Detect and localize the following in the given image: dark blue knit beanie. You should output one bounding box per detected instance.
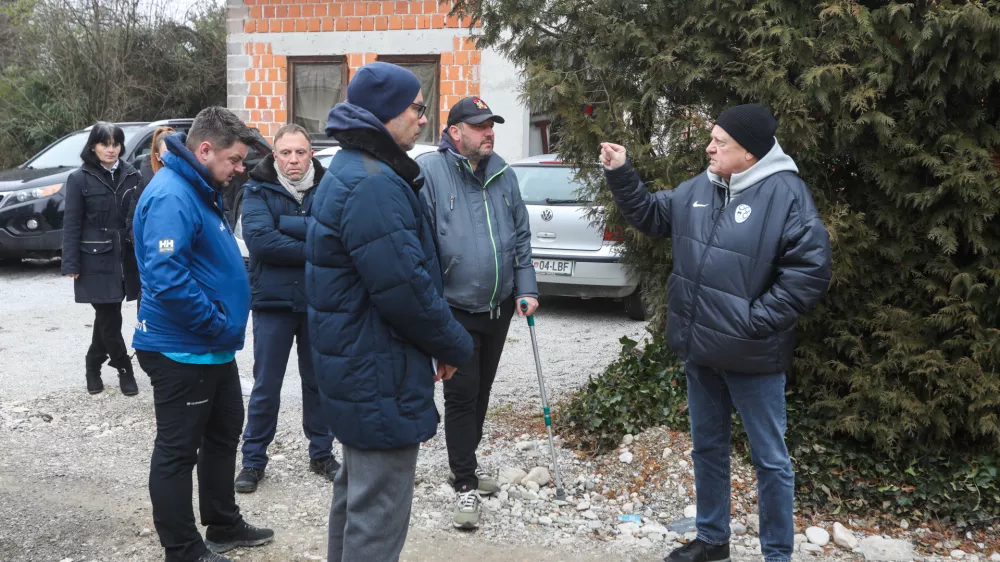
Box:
[347,62,423,123]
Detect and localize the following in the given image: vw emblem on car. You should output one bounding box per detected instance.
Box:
[541,209,553,221]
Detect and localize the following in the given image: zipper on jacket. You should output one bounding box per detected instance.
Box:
[464,161,509,312]
[684,187,726,359]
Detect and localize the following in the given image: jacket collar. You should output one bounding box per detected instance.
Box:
[249,154,326,196]
[326,101,423,188]
[706,139,799,197]
[162,133,225,209]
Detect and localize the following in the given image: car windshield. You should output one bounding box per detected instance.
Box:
[25,126,145,169]
[512,165,592,205]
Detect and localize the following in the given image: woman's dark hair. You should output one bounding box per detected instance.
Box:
[80,122,126,167]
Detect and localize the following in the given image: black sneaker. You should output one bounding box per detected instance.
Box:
[309,456,340,482]
[234,467,264,494]
[204,519,274,553]
[664,539,731,562]
[86,371,103,395]
[196,552,234,562]
[118,367,138,396]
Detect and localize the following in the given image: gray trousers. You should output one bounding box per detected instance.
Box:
[327,443,420,562]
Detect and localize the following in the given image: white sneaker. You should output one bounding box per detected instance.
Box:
[452,489,481,529]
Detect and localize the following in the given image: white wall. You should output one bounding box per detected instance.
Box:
[479,48,529,161]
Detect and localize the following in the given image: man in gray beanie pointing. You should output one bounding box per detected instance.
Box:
[600,104,832,562]
[306,62,473,562]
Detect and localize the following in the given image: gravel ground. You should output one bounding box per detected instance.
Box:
[0,259,647,404]
[1,259,988,562]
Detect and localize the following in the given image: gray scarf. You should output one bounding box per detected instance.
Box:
[275,160,315,204]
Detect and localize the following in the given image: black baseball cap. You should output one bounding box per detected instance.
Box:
[446,97,506,127]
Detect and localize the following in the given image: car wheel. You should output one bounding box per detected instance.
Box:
[624,285,650,321]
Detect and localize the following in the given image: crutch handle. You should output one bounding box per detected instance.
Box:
[519,299,535,326]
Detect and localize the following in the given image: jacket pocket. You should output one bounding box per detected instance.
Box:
[81,188,111,227]
[79,239,115,274]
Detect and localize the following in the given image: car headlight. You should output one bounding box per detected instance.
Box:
[3,183,63,207]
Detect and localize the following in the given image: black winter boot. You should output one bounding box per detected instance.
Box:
[118,364,138,396]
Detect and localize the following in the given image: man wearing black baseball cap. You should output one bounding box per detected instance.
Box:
[600,104,832,562]
[416,97,538,530]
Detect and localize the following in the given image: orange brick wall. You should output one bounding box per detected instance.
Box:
[242,0,477,33]
[241,36,481,140]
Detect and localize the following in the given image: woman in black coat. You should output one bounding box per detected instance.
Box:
[61,122,141,396]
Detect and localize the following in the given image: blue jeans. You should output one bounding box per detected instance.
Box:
[686,362,794,562]
[241,310,334,469]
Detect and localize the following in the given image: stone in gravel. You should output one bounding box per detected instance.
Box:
[139,528,152,537]
[271,454,286,462]
[989,553,1000,562]
[619,451,633,464]
[622,502,634,513]
[859,536,917,561]
[899,519,909,530]
[662,447,673,459]
[500,467,528,486]
[86,425,99,431]
[515,441,535,451]
[622,434,634,446]
[498,490,509,502]
[618,522,641,536]
[539,516,553,525]
[747,514,760,535]
[523,467,551,487]
[667,517,696,534]
[576,501,590,511]
[732,523,747,536]
[801,543,824,554]
[582,510,599,520]
[833,522,858,549]
[643,523,669,535]
[952,551,967,560]
[648,532,664,543]
[683,505,697,519]
[525,480,540,492]
[806,526,830,546]
[638,537,654,548]
[795,534,809,545]
[522,489,540,501]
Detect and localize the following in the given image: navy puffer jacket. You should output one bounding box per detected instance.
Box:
[306,102,473,450]
[604,141,832,374]
[242,154,324,312]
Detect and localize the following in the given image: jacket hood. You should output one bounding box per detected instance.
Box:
[325,101,392,139]
[707,139,798,197]
[161,133,223,205]
[249,153,326,192]
[326,102,423,188]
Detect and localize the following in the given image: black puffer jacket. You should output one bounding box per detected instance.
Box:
[61,158,142,304]
[242,155,324,312]
[604,142,832,374]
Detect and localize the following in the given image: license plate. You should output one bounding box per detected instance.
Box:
[532,258,574,275]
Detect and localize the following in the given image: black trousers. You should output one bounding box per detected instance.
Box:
[136,351,245,562]
[444,296,514,492]
[86,302,130,371]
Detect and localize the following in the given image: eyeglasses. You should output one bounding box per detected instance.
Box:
[410,102,427,119]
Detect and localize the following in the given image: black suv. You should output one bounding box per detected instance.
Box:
[0,119,271,261]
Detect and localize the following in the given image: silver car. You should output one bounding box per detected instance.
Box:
[511,154,646,320]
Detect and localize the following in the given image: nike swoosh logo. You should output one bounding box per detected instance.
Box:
[692,202,709,208]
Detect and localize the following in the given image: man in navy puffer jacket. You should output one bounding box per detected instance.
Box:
[601,105,831,562]
[132,107,273,562]
[234,124,340,495]
[306,62,473,562]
